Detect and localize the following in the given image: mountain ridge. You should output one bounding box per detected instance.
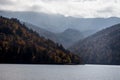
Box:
[70,23,120,65]
[0,10,120,36]
[24,23,84,48]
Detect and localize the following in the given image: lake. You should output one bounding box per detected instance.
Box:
[0,64,120,80]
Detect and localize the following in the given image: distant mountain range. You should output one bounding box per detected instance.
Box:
[0,10,120,37]
[70,23,120,65]
[25,23,84,48]
[0,10,120,48]
[0,16,80,64]
[1,10,120,65]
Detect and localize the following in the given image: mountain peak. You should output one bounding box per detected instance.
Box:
[63,28,80,33]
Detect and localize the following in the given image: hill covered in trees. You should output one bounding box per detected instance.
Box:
[70,23,120,65]
[0,16,81,64]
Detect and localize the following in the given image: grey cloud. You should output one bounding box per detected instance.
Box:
[0,0,13,5]
[0,0,119,18]
[97,7,114,13]
[27,5,43,11]
[43,0,59,1]
[82,0,96,1]
[54,0,96,1]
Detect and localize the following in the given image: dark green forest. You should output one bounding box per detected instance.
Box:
[0,16,81,64]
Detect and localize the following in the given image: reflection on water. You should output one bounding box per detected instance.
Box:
[0,64,120,80]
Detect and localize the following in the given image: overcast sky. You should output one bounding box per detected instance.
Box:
[0,0,120,18]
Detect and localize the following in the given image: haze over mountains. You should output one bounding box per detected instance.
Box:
[0,10,120,48]
[0,10,120,36]
[0,16,80,64]
[0,10,120,65]
[25,23,83,48]
[56,28,84,48]
[70,23,120,65]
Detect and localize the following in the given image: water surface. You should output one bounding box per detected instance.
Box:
[0,64,120,80]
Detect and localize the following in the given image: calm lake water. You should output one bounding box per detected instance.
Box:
[0,64,120,80]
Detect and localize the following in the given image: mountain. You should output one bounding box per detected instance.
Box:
[70,23,120,65]
[0,10,120,37]
[0,16,81,64]
[24,23,83,48]
[24,23,58,42]
[0,10,120,48]
[57,28,84,48]
[0,10,69,33]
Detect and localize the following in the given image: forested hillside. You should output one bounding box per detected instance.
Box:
[0,16,80,64]
[70,24,120,65]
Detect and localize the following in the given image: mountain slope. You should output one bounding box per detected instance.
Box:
[24,23,83,48]
[25,23,59,42]
[0,16,81,64]
[57,28,84,48]
[70,24,120,65]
